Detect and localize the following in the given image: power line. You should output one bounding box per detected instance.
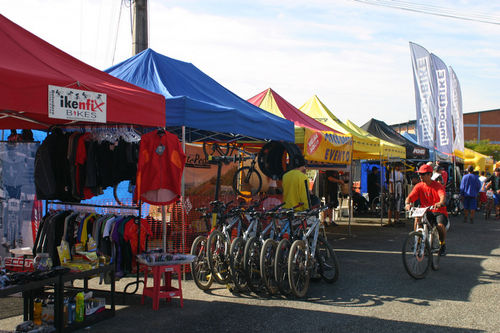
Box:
[351,0,500,26]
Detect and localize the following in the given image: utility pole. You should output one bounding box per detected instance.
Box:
[132,0,148,55]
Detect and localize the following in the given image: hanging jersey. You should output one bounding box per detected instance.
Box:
[136,130,186,205]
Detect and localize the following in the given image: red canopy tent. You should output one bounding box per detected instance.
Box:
[0,14,165,129]
[248,88,338,132]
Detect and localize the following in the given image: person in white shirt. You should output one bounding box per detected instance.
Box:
[478,170,488,209]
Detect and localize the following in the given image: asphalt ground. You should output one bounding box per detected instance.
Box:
[2,212,500,332]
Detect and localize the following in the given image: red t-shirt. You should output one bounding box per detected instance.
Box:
[407,180,447,216]
[442,170,448,187]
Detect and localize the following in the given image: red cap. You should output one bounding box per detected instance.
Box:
[418,164,433,174]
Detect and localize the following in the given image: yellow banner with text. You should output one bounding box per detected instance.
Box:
[304,128,352,165]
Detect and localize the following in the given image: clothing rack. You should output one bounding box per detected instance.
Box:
[45,200,145,295]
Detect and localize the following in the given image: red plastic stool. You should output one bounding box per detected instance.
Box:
[141,264,183,310]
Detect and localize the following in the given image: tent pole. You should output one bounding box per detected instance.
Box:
[348,161,352,237]
[162,206,166,251]
[181,126,186,280]
[380,155,383,226]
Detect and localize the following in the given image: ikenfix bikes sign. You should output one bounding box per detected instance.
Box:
[48,85,107,123]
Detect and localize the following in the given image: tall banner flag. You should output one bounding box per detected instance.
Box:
[430,54,453,155]
[409,42,436,149]
[449,66,464,153]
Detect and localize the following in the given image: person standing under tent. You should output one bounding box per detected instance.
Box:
[282,155,309,212]
[322,170,343,227]
[367,166,380,210]
[432,165,444,185]
[387,164,404,227]
[460,165,481,224]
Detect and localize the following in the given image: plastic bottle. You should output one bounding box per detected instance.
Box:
[75,292,85,322]
[69,302,76,324]
[33,298,42,326]
[63,299,69,327]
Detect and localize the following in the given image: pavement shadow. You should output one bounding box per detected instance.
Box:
[316,214,500,305]
[79,298,484,333]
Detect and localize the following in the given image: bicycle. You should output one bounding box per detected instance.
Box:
[227,201,263,292]
[402,206,441,279]
[190,200,230,290]
[231,148,263,198]
[287,206,340,297]
[449,192,463,216]
[207,201,250,285]
[484,190,495,220]
[273,205,308,295]
[202,142,262,198]
[202,142,234,158]
[241,202,286,293]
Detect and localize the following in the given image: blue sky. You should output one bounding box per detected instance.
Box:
[3,0,500,126]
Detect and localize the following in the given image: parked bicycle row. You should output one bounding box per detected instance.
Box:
[189,200,340,298]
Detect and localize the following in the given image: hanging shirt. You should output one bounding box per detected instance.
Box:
[136,130,186,205]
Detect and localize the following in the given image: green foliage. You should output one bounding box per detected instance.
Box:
[464,140,500,161]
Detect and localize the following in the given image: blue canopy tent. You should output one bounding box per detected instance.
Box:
[106,49,294,143]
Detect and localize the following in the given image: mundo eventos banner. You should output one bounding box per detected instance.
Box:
[450,67,464,153]
[430,54,453,155]
[409,42,436,150]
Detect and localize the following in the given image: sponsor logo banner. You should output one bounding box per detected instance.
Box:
[450,67,464,153]
[410,42,436,149]
[304,128,352,164]
[48,85,107,123]
[430,54,453,155]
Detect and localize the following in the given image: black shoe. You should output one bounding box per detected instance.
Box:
[331,222,339,227]
[439,244,447,256]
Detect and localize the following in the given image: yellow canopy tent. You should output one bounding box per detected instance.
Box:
[299,95,382,160]
[248,89,352,165]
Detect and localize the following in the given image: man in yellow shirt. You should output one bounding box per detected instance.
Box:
[282,155,309,211]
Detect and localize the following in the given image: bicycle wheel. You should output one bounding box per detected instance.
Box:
[190,236,214,291]
[203,142,233,158]
[288,240,310,298]
[232,166,262,197]
[371,196,380,212]
[243,236,262,293]
[260,239,279,295]
[316,236,340,284]
[402,231,431,279]
[207,230,231,284]
[274,238,291,295]
[229,237,247,291]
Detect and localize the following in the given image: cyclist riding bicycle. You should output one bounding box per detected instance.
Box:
[404,164,449,256]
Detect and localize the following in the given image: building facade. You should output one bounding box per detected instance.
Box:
[390,109,500,144]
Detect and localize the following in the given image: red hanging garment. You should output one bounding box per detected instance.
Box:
[136,130,186,205]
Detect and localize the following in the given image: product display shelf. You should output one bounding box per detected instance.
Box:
[0,265,115,333]
[57,265,115,333]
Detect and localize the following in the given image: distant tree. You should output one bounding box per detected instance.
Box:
[465,140,500,161]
